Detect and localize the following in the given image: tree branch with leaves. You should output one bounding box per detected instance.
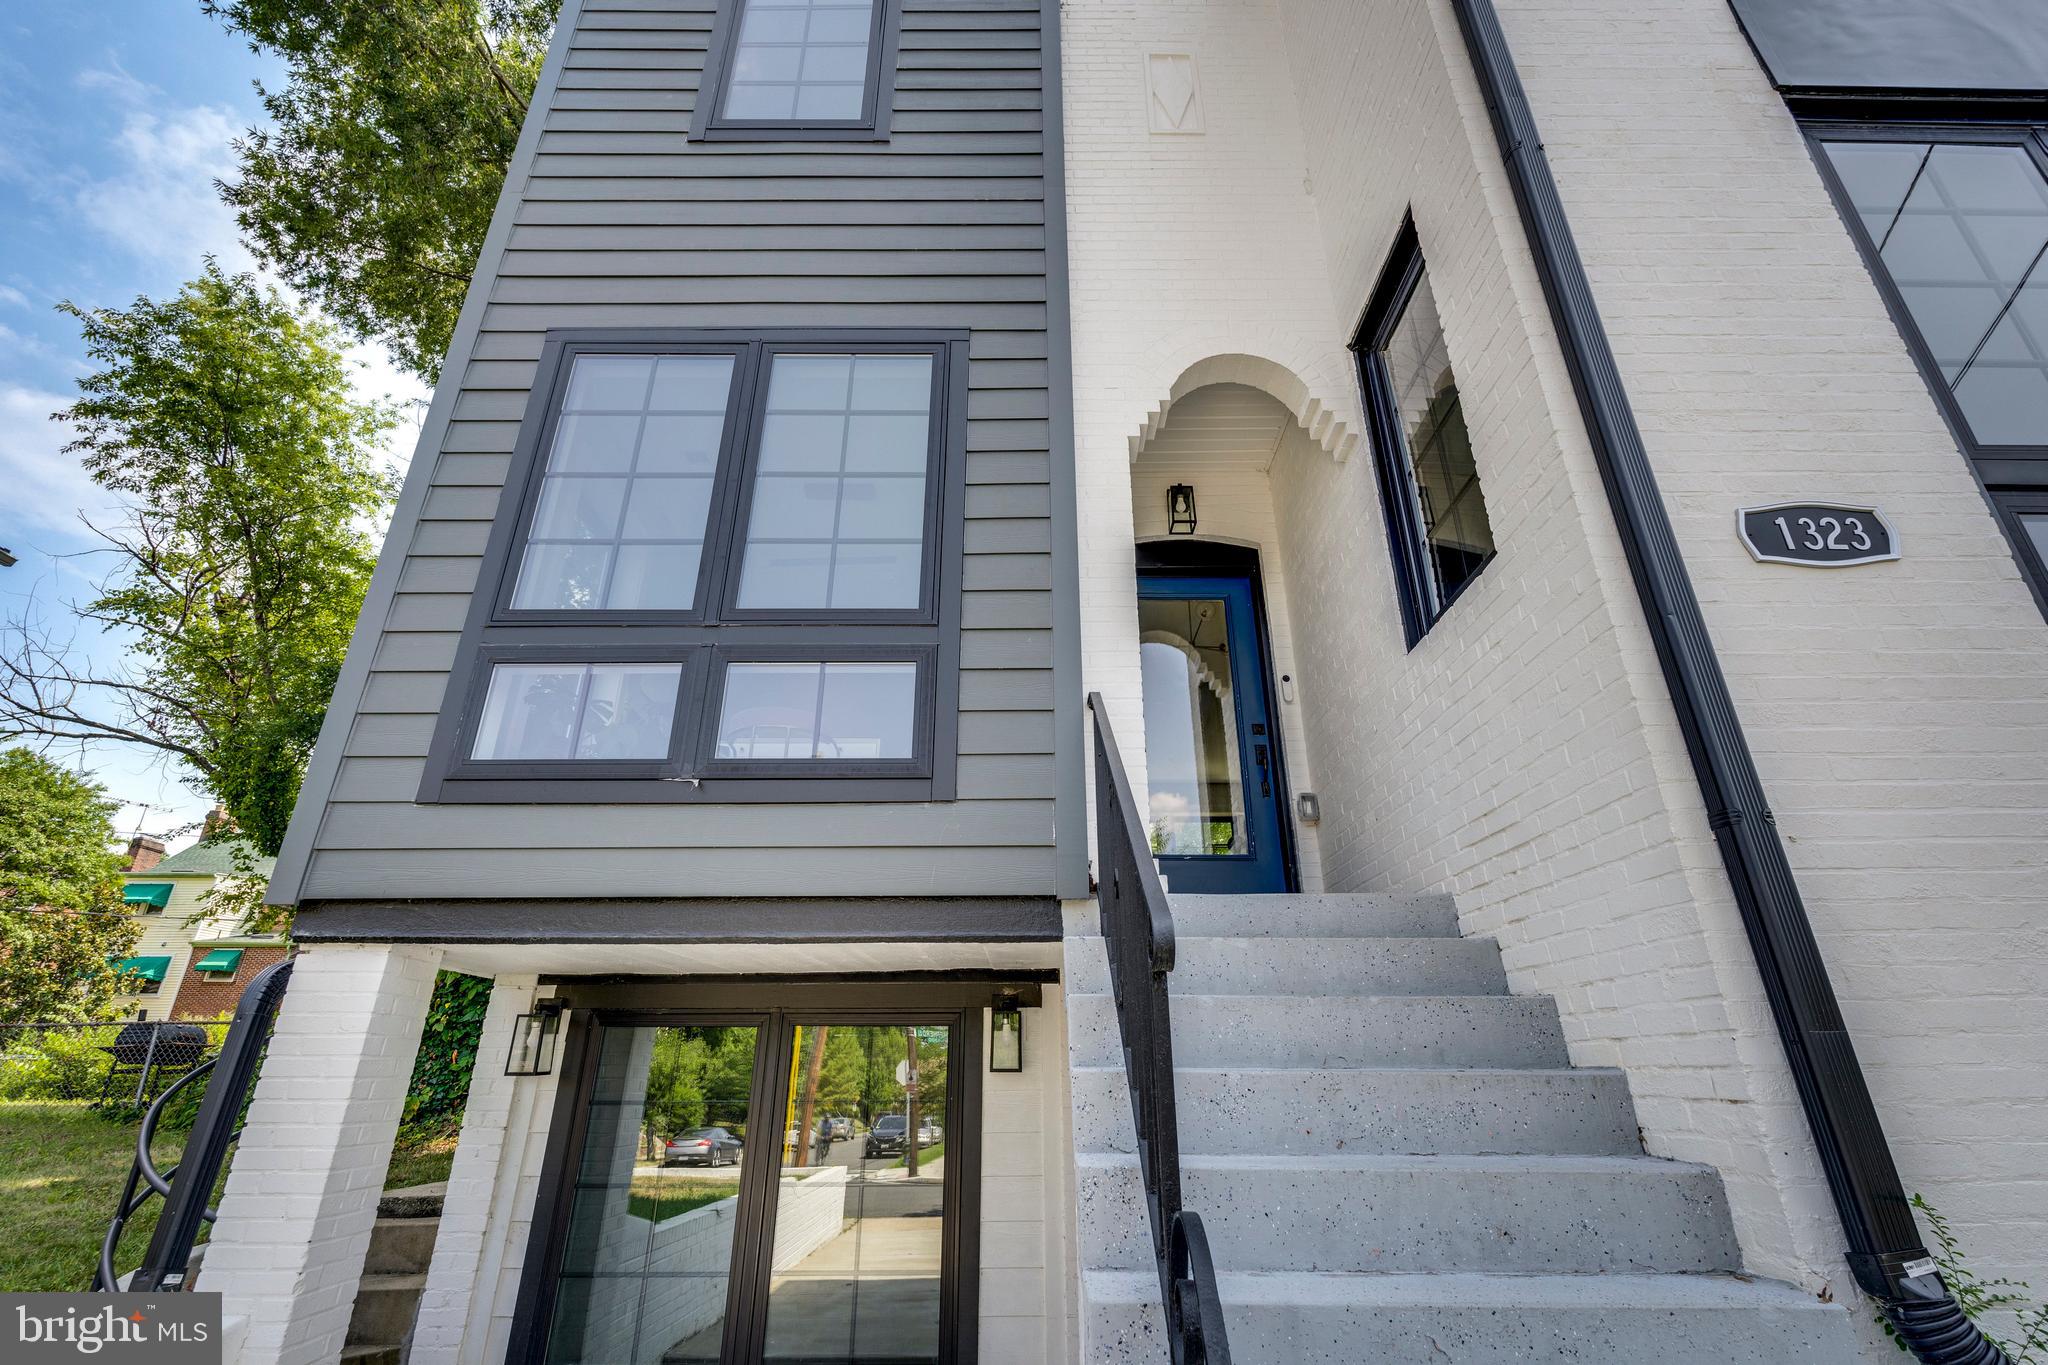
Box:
[0,264,399,860]
[203,0,557,380]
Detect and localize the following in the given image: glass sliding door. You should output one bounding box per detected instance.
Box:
[761,1024,950,1363]
[535,1009,970,1365]
[547,1023,766,1365]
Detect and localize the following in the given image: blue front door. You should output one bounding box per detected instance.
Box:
[1135,573,1291,894]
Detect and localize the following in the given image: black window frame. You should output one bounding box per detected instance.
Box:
[1802,113,2048,614]
[421,328,969,804]
[1350,214,1496,648]
[690,0,903,143]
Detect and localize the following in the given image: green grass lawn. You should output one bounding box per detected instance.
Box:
[625,1172,742,1221]
[0,1103,474,1292]
[384,1122,460,1190]
[894,1140,944,1169]
[0,1101,197,1292]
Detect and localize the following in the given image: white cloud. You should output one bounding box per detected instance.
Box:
[73,104,250,272]
[0,383,116,534]
[74,59,156,108]
[0,284,29,309]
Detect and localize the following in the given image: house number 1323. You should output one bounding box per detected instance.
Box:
[1737,502,1898,568]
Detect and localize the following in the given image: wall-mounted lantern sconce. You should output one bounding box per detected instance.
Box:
[506,999,564,1076]
[989,993,1024,1073]
[1167,484,1197,535]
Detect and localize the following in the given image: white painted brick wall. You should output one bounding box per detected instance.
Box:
[203,943,443,1365]
[1492,0,2048,1321]
[980,986,1078,1365]
[412,975,541,1365]
[1063,0,1895,1317]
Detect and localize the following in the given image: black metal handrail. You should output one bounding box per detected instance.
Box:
[1088,692,1231,1365]
[94,958,294,1292]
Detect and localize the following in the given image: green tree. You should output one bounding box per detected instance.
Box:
[0,264,399,863]
[645,1029,711,1140]
[204,0,556,379]
[0,749,141,1023]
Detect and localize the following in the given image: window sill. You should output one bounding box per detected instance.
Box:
[421,774,944,804]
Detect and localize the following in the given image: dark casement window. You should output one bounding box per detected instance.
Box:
[422,330,968,803]
[1807,121,2048,608]
[692,0,901,141]
[1352,217,1497,647]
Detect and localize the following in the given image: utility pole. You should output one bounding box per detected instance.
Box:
[792,1026,829,1168]
[903,1026,921,1179]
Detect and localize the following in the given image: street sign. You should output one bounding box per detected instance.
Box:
[1738,503,1898,567]
[895,1059,910,1085]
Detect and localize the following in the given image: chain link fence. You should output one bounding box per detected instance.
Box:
[0,1019,234,1110]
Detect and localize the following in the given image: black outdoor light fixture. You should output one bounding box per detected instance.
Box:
[506,998,564,1076]
[989,993,1023,1072]
[1167,484,1197,535]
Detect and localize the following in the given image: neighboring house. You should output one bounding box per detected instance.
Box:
[115,834,283,1022]
[191,1,2046,1363]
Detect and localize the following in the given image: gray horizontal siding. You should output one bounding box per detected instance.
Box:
[301,0,1060,901]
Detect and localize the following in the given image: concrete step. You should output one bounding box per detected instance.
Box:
[1072,1065,1639,1157]
[1083,1270,1859,1364]
[1165,892,1461,938]
[1078,1152,1740,1274]
[1064,936,1508,997]
[339,1348,400,1365]
[362,1216,439,1276]
[1067,992,1570,1070]
[376,1182,447,1220]
[346,1272,427,1349]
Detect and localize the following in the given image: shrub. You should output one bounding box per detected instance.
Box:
[1880,1195,2048,1362]
[0,1027,120,1101]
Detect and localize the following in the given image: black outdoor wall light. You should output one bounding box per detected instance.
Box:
[989,993,1024,1072]
[506,999,565,1076]
[1167,484,1197,535]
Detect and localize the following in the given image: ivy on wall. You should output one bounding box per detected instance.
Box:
[405,971,492,1127]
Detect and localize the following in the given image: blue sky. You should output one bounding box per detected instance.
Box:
[0,2,427,849]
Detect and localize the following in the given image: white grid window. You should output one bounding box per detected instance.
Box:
[735,353,933,609]
[722,0,877,123]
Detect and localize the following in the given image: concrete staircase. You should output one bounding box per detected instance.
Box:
[1065,892,1861,1362]
[341,1183,444,1365]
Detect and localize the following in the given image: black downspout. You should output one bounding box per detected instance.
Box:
[1444,2,2007,1361]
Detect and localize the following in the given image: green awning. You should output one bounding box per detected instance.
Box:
[192,949,243,974]
[112,955,171,983]
[123,883,174,909]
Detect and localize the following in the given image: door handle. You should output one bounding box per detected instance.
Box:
[1253,743,1270,797]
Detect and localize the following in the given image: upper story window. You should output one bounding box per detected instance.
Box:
[1808,122,2048,609]
[1352,216,1497,647]
[695,0,899,141]
[424,331,967,803]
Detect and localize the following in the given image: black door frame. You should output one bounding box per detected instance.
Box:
[508,978,1005,1365]
[1134,538,1302,893]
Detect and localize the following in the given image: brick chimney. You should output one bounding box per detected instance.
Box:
[201,804,236,840]
[125,835,167,872]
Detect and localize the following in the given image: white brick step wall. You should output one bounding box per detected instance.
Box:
[1066,991,1570,1069]
[1064,892,1857,1360]
[1071,1064,1641,1156]
[1076,1152,1740,1274]
[1064,935,1509,996]
[1164,892,1461,938]
[1082,1270,1858,1364]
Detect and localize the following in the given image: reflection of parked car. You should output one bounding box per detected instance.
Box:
[664,1127,742,1167]
[864,1113,910,1159]
[828,1115,852,1141]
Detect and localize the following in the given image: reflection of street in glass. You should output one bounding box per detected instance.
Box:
[543,1021,952,1365]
